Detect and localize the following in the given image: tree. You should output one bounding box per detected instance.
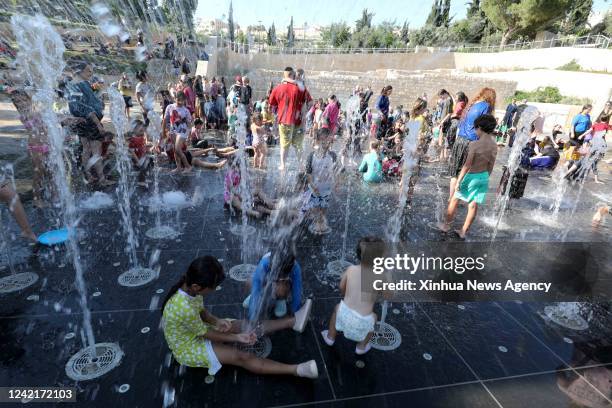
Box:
[320,22,352,47]
[266,23,277,45]
[590,11,612,37]
[441,0,451,27]
[555,0,593,35]
[228,0,235,45]
[287,16,295,47]
[426,0,442,26]
[466,0,482,18]
[400,20,410,44]
[355,8,374,32]
[482,0,572,46]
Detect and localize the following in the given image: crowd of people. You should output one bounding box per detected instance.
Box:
[1,57,610,381]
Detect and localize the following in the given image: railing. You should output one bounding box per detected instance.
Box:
[219,34,611,55]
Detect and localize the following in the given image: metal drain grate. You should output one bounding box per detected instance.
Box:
[236,336,272,358]
[145,226,179,240]
[544,305,589,331]
[0,272,39,294]
[117,267,157,287]
[229,264,257,282]
[369,322,402,351]
[65,343,123,381]
[229,224,256,237]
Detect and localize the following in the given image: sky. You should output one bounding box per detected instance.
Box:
[195,0,611,30]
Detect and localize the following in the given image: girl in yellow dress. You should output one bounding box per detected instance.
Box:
[161,256,317,378]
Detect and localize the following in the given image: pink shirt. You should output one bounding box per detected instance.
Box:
[322,102,339,134]
[183,86,196,114]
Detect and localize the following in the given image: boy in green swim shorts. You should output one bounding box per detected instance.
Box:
[438,114,498,239]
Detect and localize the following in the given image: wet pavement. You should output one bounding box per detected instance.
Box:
[0,143,610,408]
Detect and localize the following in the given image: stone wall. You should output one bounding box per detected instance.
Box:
[217,48,456,75]
[246,69,517,111]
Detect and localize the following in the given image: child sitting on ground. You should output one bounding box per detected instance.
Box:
[243,247,307,320]
[162,256,317,378]
[190,118,207,149]
[302,128,338,234]
[224,156,276,218]
[321,236,385,355]
[358,140,383,183]
[127,119,153,186]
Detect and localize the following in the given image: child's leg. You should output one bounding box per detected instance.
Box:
[0,184,36,241]
[439,197,460,232]
[90,140,107,182]
[231,196,261,218]
[212,343,297,376]
[458,202,478,238]
[326,303,340,341]
[192,158,226,170]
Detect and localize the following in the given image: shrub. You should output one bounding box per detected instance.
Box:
[508,86,591,105]
[557,59,582,71]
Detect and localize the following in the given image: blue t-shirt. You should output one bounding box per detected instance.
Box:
[375,95,390,116]
[458,100,490,141]
[571,113,591,133]
[358,151,383,182]
[247,253,302,321]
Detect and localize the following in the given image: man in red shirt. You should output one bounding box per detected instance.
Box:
[268,67,312,170]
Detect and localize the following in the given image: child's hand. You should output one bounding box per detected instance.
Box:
[235,332,257,345]
[215,318,232,332]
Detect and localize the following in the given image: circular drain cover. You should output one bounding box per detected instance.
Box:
[118,384,130,393]
[236,336,272,358]
[117,267,157,287]
[65,343,124,381]
[145,226,179,240]
[369,322,402,351]
[229,224,256,237]
[0,272,39,294]
[544,306,589,331]
[229,264,257,282]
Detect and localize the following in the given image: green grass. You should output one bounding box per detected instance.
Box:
[508,86,592,106]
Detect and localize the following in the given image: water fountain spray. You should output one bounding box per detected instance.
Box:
[11,14,123,380]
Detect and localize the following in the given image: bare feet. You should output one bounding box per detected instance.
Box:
[453,229,466,239]
[436,222,450,233]
[182,166,193,173]
[216,160,227,169]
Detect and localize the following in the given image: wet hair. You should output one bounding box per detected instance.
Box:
[370,140,380,150]
[582,104,592,111]
[356,236,384,262]
[456,91,468,104]
[597,113,610,123]
[438,89,449,97]
[464,87,496,118]
[284,66,293,73]
[410,98,427,118]
[473,114,497,134]
[252,112,263,122]
[194,118,203,126]
[136,70,147,82]
[316,127,331,140]
[161,256,225,314]
[176,91,186,101]
[269,249,296,280]
[329,94,336,101]
[381,85,393,95]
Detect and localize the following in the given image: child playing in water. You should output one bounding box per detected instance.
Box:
[250,113,267,169]
[0,175,37,242]
[592,204,610,227]
[243,248,307,320]
[162,255,318,378]
[7,88,50,208]
[224,156,276,218]
[162,91,192,173]
[127,119,153,186]
[303,128,338,234]
[321,236,385,355]
[358,140,383,183]
[437,114,498,239]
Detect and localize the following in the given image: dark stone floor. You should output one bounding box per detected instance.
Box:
[0,144,610,408]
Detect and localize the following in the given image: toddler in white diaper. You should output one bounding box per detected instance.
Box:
[321,236,385,355]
